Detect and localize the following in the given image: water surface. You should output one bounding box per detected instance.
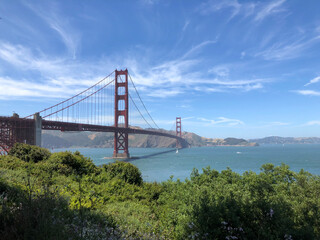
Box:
[53,144,320,182]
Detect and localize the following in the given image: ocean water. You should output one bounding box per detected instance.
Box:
[53,144,320,182]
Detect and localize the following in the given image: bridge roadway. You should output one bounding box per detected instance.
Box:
[0,116,188,153]
[42,119,186,142]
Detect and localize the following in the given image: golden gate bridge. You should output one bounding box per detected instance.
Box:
[0,69,188,158]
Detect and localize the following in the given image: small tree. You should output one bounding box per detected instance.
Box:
[9,143,51,163]
[103,161,143,185]
[48,151,97,176]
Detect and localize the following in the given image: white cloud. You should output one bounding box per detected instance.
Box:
[0,42,116,100]
[254,0,286,22]
[305,76,320,86]
[241,83,263,91]
[197,0,286,22]
[130,56,267,96]
[262,121,290,126]
[23,2,80,58]
[209,65,229,77]
[209,78,266,87]
[49,22,79,59]
[182,20,190,32]
[182,116,195,120]
[182,40,217,59]
[146,89,183,98]
[140,0,158,5]
[0,76,81,100]
[0,38,266,102]
[0,42,112,77]
[305,121,320,126]
[129,52,267,97]
[195,87,225,93]
[256,36,320,61]
[294,90,320,96]
[178,104,192,109]
[0,42,65,73]
[197,0,242,19]
[198,117,244,126]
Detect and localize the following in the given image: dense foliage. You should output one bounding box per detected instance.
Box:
[1,143,320,239]
[9,143,51,163]
[103,161,143,185]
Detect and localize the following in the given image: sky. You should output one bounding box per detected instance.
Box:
[1,0,320,139]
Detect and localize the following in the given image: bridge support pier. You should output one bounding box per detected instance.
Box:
[113,69,130,159]
[34,112,42,147]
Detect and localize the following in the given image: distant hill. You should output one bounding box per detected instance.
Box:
[42,129,258,149]
[248,136,320,144]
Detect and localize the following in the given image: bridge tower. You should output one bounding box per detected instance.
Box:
[176,117,181,148]
[113,69,130,159]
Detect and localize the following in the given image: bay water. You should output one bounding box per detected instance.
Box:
[53,144,320,182]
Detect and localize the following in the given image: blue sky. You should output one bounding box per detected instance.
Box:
[1,0,320,139]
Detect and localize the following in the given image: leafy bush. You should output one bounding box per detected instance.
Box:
[103,161,142,186]
[1,147,320,240]
[0,178,121,240]
[0,155,29,170]
[9,143,51,163]
[157,164,320,240]
[47,151,97,176]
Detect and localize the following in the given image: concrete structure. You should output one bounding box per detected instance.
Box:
[34,112,42,147]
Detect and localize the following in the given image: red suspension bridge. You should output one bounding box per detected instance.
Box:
[0,69,188,158]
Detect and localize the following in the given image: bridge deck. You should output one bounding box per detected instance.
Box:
[42,119,183,140]
[0,116,188,154]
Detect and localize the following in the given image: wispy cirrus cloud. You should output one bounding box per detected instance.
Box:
[198,117,244,126]
[182,40,218,59]
[0,38,267,101]
[197,0,286,22]
[182,116,195,121]
[305,76,320,86]
[0,76,82,100]
[305,121,320,126]
[130,57,267,97]
[294,90,320,96]
[0,42,65,73]
[197,0,242,19]
[0,41,114,99]
[139,0,159,5]
[256,35,320,61]
[261,121,290,127]
[129,43,268,98]
[0,42,113,81]
[23,1,80,59]
[146,89,183,98]
[49,22,79,59]
[182,20,190,32]
[254,0,286,22]
[209,65,229,77]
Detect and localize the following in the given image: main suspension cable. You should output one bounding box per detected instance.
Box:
[128,73,160,129]
[24,70,115,119]
[118,75,153,129]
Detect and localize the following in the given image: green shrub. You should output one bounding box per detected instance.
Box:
[0,177,120,240]
[9,143,51,163]
[0,155,29,170]
[103,161,142,186]
[157,164,320,240]
[47,151,97,176]
[2,146,320,240]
